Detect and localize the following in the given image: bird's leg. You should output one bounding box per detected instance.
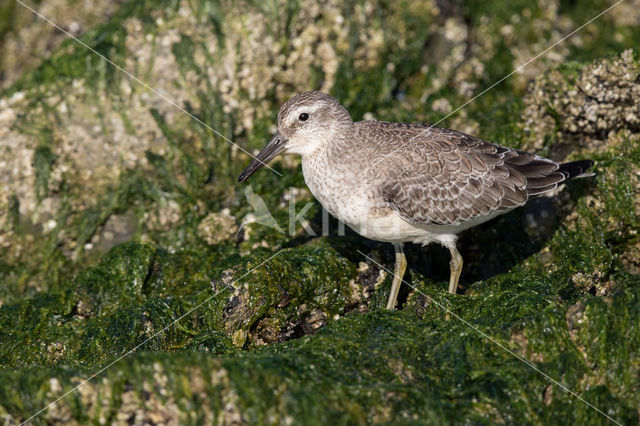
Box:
[386,243,407,309]
[448,245,463,294]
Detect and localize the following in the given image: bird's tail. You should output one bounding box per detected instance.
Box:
[558,160,595,180]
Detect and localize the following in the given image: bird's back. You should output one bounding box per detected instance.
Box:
[350,120,593,226]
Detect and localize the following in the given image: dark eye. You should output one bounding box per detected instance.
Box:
[298,113,309,121]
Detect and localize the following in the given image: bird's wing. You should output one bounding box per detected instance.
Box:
[377,126,566,226]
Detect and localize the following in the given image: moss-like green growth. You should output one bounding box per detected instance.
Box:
[2,297,639,423]
[1,0,640,423]
[0,237,371,370]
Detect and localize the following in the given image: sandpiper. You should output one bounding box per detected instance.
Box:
[238,91,593,309]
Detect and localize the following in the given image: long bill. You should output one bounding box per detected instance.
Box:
[238,131,287,183]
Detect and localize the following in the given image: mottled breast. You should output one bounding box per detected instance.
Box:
[300,144,377,228]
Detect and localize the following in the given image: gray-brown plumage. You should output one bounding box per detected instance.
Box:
[364,122,592,226]
[239,91,594,309]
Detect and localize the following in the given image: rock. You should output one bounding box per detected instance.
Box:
[0,0,121,90]
[522,49,640,158]
[1,0,640,423]
[197,208,238,245]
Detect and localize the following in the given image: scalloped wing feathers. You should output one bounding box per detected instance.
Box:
[357,122,592,226]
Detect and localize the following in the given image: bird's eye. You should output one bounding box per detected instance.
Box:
[298,113,309,121]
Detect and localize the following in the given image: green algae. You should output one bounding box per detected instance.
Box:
[1,0,640,423]
[0,237,363,370]
[2,301,639,424]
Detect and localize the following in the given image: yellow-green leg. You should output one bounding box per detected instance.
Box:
[448,245,463,294]
[386,243,407,309]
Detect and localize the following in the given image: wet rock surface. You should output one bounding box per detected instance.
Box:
[1,0,640,423]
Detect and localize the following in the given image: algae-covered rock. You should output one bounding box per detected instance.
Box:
[522,49,640,156]
[1,0,640,423]
[2,300,639,423]
[0,0,121,90]
[0,237,385,369]
[197,209,238,245]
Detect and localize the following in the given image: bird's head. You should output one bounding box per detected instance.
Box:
[238,91,352,182]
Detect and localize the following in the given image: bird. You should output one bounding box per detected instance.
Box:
[238,91,594,309]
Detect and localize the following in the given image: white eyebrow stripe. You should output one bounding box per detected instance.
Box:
[286,104,323,122]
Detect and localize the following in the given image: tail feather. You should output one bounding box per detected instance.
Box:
[558,160,595,180]
[523,159,594,199]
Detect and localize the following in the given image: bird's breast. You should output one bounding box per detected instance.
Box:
[301,153,375,228]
